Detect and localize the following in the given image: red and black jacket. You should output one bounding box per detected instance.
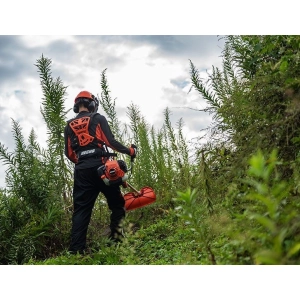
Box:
[64,111,131,169]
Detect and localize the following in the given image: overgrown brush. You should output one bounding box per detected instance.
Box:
[2,36,300,265]
[0,55,194,264]
[174,150,300,265]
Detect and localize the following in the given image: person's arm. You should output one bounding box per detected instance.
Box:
[95,114,135,156]
[64,125,78,163]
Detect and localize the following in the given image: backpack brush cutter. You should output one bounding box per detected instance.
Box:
[97,157,156,211]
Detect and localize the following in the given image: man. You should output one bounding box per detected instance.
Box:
[64,90,137,254]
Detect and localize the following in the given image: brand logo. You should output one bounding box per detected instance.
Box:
[80,149,96,156]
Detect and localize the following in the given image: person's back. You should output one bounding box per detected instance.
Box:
[64,90,137,253]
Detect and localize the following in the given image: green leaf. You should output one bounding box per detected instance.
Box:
[287,243,300,258]
[279,60,288,72]
[255,249,280,265]
[291,137,300,145]
[250,213,276,232]
[248,151,265,177]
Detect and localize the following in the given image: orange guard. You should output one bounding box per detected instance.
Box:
[124,186,156,211]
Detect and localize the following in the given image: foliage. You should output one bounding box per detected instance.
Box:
[243,150,300,264]
[99,69,124,143]
[0,56,72,264]
[35,55,73,202]
[174,188,216,264]
[190,36,300,188]
[2,36,300,265]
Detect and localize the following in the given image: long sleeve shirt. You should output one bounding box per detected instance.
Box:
[64,111,131,169]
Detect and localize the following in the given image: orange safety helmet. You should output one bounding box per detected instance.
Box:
[74,91,94,103]
[73,90,99,113]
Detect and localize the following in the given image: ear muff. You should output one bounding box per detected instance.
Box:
[93,95,99,113]
[73,103,79,113]
[74,98,98,113]
[73,91,99,114]
[89,94,99,113]
[88,101,95,112]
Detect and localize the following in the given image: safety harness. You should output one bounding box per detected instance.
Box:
[69,116,94,147]
[68,113,111,158]
[68,113,128,186]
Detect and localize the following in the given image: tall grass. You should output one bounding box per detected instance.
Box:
[0,56,196,264]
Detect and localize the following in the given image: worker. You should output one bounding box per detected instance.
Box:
[64,90,137,254]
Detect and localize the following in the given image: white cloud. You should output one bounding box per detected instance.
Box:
[0,35,224,188]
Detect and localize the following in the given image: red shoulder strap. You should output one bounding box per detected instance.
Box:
[69,116,94,147]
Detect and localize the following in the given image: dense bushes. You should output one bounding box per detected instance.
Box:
[0,55,194,264]
[1,36,300,265]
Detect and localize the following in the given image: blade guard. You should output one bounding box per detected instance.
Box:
[124,186,156,211]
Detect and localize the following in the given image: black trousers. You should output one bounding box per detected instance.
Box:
[69,165,125,253]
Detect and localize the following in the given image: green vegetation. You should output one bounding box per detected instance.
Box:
[1,35,300,265]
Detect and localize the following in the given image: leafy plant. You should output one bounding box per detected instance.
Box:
[174,188,216,264]
[242,149,300,264]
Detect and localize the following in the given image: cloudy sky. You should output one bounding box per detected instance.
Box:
[0,1,297,295]
[1,0,295,190]
[0,35,225,188]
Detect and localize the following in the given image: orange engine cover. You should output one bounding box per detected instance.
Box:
[124,186,156,211]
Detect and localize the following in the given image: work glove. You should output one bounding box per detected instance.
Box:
[129,144,137,159]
